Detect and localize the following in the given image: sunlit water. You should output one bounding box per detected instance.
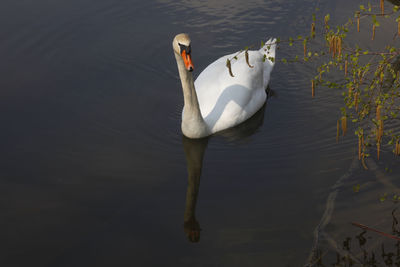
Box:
[1,0,400,266]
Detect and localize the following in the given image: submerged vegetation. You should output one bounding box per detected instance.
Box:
[227,0,400,167]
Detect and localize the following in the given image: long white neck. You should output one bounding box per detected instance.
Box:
[175,53,209,138]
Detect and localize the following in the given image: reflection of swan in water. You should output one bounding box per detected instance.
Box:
[182,101,268,242]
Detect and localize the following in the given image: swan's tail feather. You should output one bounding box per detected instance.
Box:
[259,38,277,66]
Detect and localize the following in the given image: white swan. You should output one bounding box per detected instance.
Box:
[173,33,276,139]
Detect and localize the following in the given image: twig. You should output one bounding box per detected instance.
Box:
[351,222,400,241]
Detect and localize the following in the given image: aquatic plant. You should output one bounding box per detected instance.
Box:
[228,0,400,167]
[305,1,400,167]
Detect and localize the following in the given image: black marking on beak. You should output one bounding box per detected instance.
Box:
[178,43,191,55]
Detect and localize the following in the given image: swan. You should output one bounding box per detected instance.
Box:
[172,33,276,139]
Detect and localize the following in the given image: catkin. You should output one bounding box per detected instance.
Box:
[348,87,353,95]
[311,23,316,38]
[361,153,368,169]
[312,80,315,98]
[380,0,384,15]
[245,50,253,68]
[372,24,376,40]
[226,59,234,77]
[355,92,359,111]
[345,60,348,76]
[324,15,329,29]
[336,120,340,143]
[398,20,400,36]
[376,105,382,121]
[332,37,337,57]
[341,116,347,136]
[376,119,383,142]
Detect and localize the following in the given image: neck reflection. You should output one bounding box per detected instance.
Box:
[182,102,267,243]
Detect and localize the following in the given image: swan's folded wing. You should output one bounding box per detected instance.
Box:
[194,51,265,119]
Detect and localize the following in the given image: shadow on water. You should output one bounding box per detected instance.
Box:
[182,101,268,243]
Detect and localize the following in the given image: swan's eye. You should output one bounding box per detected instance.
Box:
[179,43,191,55]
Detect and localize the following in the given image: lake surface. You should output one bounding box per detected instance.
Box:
[1,0,400,266]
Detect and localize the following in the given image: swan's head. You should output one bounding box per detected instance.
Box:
[173,33,194,72]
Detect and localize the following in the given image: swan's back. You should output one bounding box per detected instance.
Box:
[194,38,276,133]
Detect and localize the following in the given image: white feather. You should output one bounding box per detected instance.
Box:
[193,38,276,133]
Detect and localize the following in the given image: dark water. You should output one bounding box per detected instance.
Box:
[1,0,400,266]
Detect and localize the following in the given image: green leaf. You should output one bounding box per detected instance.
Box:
[380,193,388,202]
[353,184,360,193]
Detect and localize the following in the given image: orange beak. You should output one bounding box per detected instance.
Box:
[181,50,194,72]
